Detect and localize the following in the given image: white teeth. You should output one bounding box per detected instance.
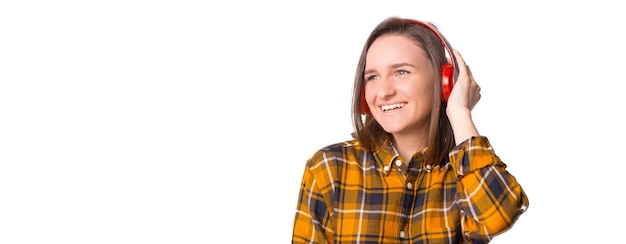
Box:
[381,103,406,112]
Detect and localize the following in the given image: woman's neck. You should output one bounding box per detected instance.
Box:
[392,131,428,162]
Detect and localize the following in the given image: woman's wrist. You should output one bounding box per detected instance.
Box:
[446,106,480,145]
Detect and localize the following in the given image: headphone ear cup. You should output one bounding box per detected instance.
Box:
[360,89,371,115]
[440,64,454,102]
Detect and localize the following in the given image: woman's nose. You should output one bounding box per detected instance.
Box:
[376,76,396,98]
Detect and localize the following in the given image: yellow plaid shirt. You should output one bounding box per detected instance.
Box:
[292,136,529,243]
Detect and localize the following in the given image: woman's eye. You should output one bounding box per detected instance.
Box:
[365,75,378,81]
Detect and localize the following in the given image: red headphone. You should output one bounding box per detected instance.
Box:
[361,19,458,115]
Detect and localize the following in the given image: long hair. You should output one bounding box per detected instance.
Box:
[350,17,455,166]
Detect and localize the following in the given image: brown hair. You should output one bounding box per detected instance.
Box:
[350,17,455,166]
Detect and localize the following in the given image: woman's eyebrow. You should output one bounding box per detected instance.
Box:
[390,62,416,69]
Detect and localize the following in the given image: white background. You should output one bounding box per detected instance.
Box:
[1,0,624,243]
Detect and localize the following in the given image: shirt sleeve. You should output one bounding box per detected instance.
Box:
[448,136,529,242]
[291,157,334,244]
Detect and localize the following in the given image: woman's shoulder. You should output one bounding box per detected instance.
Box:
[317,138,363,153]
[305,138,368,173]
[306,138,364,162]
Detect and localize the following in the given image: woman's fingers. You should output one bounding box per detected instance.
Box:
[448,49,481,110]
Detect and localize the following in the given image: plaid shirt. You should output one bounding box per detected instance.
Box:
[292,136,529,244]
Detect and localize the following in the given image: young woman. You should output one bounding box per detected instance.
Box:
[292,16,529,243]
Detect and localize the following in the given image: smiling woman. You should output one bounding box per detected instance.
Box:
[4,1,626,243]
[291,17,529,243]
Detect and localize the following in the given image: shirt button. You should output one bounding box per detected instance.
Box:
[383,165,390,172]
[407,182,413,190]
[399,230,405,238]
[425,164,432,171]
[395,160,402,167]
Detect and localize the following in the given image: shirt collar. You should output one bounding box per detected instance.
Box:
[373,138,430,175]
[373,138,400,175]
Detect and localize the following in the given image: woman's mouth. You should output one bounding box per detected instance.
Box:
[381,102,406,112]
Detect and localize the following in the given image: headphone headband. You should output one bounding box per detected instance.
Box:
[407,19,459,83]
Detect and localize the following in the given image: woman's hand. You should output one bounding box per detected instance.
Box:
[446,49,481,145]
[447,49,481,113]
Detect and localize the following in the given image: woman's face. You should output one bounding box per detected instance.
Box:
[364,34,435,136]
